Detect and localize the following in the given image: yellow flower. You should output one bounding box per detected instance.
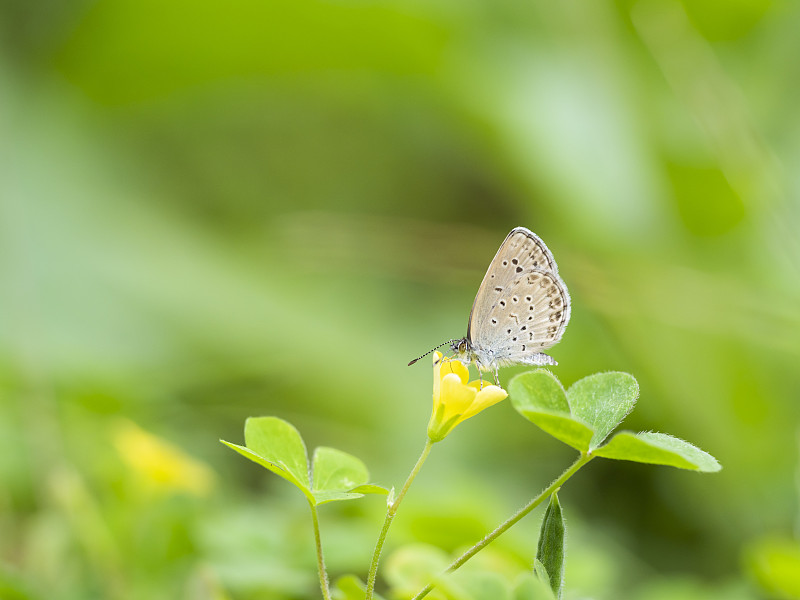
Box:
[113,419,215,497]
[427,352,508,442]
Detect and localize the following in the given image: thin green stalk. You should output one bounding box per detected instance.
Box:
[365,438,434,599]
[309,501,332,600]
[411,452,594,600]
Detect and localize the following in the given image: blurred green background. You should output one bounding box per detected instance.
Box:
[2,0,799,598]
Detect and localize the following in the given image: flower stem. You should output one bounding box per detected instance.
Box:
[365,438,434,599]
[411,452,594,600]
[308,500,332,600]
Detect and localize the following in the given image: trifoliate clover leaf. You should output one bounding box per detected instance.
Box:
[222,416,387,505]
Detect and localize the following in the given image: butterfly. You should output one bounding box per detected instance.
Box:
[409,227,571,383]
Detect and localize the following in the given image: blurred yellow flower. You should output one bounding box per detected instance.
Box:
[427,352,508,442]
[113,419,215,496]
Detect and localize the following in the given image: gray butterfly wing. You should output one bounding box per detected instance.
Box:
[467,228,570,366]
[496,227,561,274]
[472,269,570,362]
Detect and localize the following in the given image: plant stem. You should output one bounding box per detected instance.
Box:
[365,438,434,599]
[309,500,332,600]
[411,452,594,600]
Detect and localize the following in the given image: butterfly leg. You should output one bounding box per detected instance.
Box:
[435,350,458,368]
[493,366,500,386]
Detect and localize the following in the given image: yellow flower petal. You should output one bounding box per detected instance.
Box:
[439,357,469,385]
[113,419,215,496]
[460,384,508,420]
[438,373,478,422]
[429,349,509,442]
[433,351,444,400]
[466,380,492,392]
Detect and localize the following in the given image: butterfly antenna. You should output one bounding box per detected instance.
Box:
[408,341,453,366]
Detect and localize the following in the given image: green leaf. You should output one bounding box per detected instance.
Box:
[510,371,594,452]
[593,431,721,472]
[566,372,639,450]
[333,575,385,600]
[536,493,566,600]
[514,409,594,452]
[510,370,639,452]
[245,416,311,488]
[310,490,367,505]
[312,446,369,492]
[223,417,387,505]
[310,447,387,504]
[351,484,390,495]
[532,559,551,592]
[220,440,312,499]
[509,370,569,413]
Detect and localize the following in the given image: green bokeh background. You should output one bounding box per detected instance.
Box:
[2,0,799,598]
